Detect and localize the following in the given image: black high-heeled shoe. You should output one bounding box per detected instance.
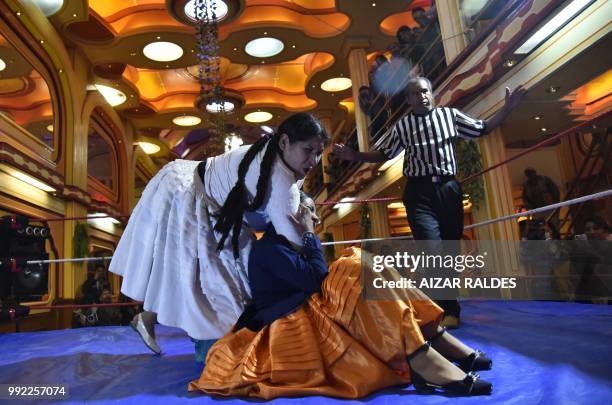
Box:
[429,327,492,372]
[411,369,493,396]
[406,343,493,396]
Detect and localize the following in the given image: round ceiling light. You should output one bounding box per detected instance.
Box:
[172,115,202,126]
[184,0,228,22]
[46,124,54,132]
[206,100,235,113]
[138,141,161,155]
[244,111,273,123]
[94,84,127,107]
[32,0,64,16]
[321,77,352,92]
[0,58,6,71]
[245,37,284,58]
[143,41,184,62]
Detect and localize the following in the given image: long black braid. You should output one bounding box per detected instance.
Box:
[214,113,329,258]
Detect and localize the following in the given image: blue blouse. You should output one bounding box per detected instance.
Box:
[234,224,328,331]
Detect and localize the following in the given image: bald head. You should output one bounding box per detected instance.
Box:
[407,77,434,114]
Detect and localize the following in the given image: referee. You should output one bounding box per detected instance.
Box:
[333,76,526,328]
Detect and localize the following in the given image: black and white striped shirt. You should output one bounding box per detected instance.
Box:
[376,107,486,176]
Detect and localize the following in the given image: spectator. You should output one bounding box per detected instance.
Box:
[522,168,561,209]
[396,25,424,68]
[522,168,561,229]
[412,6,437,29]
[81,265,108,304]
[571,216,612,304]
[584,216,612,241]
[358,85,389,139]
[411,5,444,79]
[97,287,122,326]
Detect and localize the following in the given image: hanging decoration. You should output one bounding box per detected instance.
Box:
[73,222,89,259]
[195,0,225,154]
[456,141,485,209]
[359,203,372,240]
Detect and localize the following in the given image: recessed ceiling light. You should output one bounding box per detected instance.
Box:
[541,128,547,132]
[245,37,284,58]
[503,59,516,67]
[32,0,64,16]
[515,0,591,55]
[206,100,235,113]
[184,0,228,22]
[0,58,5,71]
[244,111,273,123]
[533,115,541,120]
[546,86,560,93]
[372,2,376,6]
[172,115,202,126]
[138,141,161,154]
[95,84,127,107]
[143,41,184,62]
[321,77,352,92]
[46,124,54,132]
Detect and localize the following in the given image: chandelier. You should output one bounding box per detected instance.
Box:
[195,0,225,153]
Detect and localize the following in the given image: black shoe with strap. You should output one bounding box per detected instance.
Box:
[406,343,492,396]
[429,327,493,372]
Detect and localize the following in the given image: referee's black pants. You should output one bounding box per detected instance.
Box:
[402,177,463,318]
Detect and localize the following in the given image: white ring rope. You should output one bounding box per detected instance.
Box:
[23,189,611,262]
[321,188,612,246]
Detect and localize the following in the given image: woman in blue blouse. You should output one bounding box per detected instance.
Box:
[190,194,492,398]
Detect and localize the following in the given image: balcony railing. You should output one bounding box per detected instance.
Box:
[326,129,361,196]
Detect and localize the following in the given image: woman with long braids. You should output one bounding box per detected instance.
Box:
[189,193,492,398]
[109,113,329,354]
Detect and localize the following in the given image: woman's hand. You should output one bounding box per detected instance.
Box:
[332,143,358,161]
[289,203,319,235]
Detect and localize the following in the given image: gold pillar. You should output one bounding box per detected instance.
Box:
[475,129,521,297]
[60,50,91,300]
[436,0,467,63]
[370,201,391,238]
[346,45,371,152]
[62,125,89,300]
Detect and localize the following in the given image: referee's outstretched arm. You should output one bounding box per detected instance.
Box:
[332,145,386,163]
[482,86,528,135]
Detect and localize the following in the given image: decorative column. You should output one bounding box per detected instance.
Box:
[345,39,371,152]
[436,0,468,63]
[476,128,521,297]
[370,202,391,238]
[61,121,89,300]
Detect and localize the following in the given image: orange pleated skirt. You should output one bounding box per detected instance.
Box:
[188,247,443,399]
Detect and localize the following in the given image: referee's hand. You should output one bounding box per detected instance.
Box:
[504,85,527,111]
[332,143,358,161]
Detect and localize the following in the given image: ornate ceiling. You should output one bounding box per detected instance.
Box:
[41,0,429,159]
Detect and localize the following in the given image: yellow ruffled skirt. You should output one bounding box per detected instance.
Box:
[189,247,443,399]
